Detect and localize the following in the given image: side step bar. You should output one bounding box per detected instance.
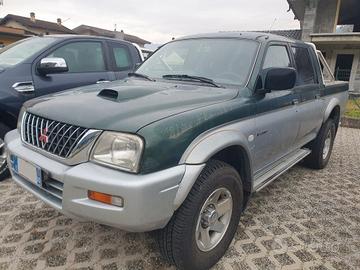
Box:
[253,148,311,192]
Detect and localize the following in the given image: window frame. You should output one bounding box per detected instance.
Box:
[35,39,110,75]
[261,42,293,71]
[290,44,319,86]
[107,41,134,72]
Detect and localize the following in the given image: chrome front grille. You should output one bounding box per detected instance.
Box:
[22,112,89,158]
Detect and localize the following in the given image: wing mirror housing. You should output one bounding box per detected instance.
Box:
[37,57,68,75]
[256,67,297,94]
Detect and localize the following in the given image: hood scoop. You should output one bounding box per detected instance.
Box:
[98,89,119,100]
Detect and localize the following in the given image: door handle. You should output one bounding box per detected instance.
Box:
[96,79,110,84]
[292,99,299,105]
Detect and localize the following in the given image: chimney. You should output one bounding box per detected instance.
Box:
[30,12,35,22]
[114,29,125,40]
[57,18,62,25]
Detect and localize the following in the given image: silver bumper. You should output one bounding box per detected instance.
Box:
[5,130,203,232]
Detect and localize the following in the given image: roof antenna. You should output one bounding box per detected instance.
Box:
[269,18,277,32]
[114,23,117,31]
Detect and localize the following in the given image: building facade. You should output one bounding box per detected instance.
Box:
[288,0,360,92]
[0,26,34,47]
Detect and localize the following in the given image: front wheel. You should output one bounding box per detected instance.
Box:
[0,138,9,181]
[304,119,336,169]
[156,160,244,270]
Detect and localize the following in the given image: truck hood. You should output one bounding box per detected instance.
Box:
[25,78,238,133]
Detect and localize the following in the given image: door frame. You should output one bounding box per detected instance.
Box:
[330,49,359,91]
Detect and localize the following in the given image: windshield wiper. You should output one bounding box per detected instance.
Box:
[162,74,222,88]
[128,72,155,81]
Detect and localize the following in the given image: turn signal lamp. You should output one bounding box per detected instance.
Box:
[88,191,124,207]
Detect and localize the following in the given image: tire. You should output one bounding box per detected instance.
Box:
[303,119,336,170]
[0,123,11,181]
[0,137,9,181]
[156,160,244,270]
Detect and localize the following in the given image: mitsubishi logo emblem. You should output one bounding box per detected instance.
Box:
[39,127,49,146]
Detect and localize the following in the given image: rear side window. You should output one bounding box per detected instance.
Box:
[113,47,131,69]
[292,46,316,85]
[109,43,132,70]
[48,41,106,73]
[263,45,291,69]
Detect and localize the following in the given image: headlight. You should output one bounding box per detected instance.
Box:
[17,106,26,132]
[91,132,144,173]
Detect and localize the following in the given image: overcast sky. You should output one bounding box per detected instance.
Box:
[0,0,300,44]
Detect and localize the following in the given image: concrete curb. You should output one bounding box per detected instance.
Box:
[341,117,360,129]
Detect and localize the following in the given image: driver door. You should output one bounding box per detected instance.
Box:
[253,43,300,174]
[32,40,115,97]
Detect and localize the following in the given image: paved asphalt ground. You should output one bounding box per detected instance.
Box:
[0,127,359,270]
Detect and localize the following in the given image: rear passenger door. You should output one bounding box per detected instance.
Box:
[107,41,138,80]
[290,45,324,145]
[33,40,116,97]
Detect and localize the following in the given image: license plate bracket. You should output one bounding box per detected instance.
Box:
[10,155,42,187]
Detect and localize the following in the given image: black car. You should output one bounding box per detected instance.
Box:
[0,35,143,180]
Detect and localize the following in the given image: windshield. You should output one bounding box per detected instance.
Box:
[0,37,57,67]
[137,38,259,86]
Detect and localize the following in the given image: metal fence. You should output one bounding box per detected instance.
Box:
[335,68,351,82]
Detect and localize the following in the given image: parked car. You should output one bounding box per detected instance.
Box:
[0,35,143,180]
[5,32,348,270]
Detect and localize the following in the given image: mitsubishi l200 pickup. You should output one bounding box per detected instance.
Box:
[5,32,348,270]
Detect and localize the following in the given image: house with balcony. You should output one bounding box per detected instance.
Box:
[288,0,360,92]
[0,26,34,47]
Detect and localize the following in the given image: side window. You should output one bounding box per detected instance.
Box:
[292,46,316,85]
[110,44,132,70]
[263,45,291,69]
[48,42,106,73]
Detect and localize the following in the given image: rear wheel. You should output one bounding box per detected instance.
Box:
[156,160,244,270]
[304,119,336,169]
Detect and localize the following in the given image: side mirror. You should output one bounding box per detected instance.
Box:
[37,57,68,75]
[263,67,297,91]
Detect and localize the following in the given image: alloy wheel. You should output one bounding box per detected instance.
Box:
[195,187,233,252]
[322,130,332,160]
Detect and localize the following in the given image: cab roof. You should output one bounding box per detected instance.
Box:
[30,34,134,45]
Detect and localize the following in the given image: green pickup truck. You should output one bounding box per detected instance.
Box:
[5,32,348,269]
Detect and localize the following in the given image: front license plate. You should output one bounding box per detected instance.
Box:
[10,155,42,187]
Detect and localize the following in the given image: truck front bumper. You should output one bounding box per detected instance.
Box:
[5,130,196,232]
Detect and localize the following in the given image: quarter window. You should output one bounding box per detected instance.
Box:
[111,45,131,70]
[292,46,316,85]
[263,45,291,69]
[48,42,106,73]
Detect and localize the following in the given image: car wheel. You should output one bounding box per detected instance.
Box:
[0,137,9,181]
[304,119,336,170]
[156,160,244,270]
